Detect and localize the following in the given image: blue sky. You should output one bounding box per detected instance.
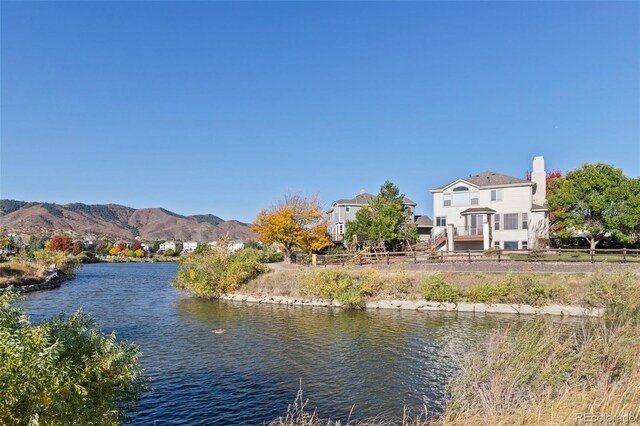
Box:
[2,1,638,223]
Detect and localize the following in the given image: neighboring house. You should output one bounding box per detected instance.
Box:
[326,190,421,243]
[414,215,433,242]
[207,241,244,253]
[182,241,199,253]
[431,156,548,251]
[159,241,177,252]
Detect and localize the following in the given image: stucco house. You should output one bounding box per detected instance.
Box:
[326,190,430,243]
[182,241,199,253]
[159,241,177,252]
[431,156,548,251]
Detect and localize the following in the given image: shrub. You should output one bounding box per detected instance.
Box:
[465,280,512,303]
[0,293,146,424]
[173,247,268,297]
[483,247,502,256]
[585,270,638,308]
[299,270,369,308]
[164,249,175,257]
[32,249,80,277]
[420,274,461,303]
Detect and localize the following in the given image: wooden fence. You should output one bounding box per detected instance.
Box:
[311,248,640,266]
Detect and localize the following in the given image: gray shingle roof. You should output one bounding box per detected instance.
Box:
[414,215,433,227]
[435,171,531,190]
[460,207,497,215]
[333,192,416,206]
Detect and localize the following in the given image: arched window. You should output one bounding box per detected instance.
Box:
[445,186,479,206]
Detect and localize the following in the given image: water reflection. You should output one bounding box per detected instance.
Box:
[20,263,578,425]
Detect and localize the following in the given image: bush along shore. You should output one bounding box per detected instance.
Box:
[212,267,640,318]
[173,246,640,317]
[0,249,81,293]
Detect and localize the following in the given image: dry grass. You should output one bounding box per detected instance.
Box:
[0,261,48,288]
[242,268,636,307]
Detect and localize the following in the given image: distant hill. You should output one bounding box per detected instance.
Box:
[0,200,254,242]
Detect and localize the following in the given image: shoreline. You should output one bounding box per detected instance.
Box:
[218,293,605,317]
[0,268,70,293]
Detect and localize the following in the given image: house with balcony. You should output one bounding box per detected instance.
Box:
[326,190,431,243]
[430,156,548,251]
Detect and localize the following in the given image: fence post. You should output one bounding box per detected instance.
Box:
[591,250,594,264]
[386,253,390,265]
[623,248,627,263]
[440,251,444,263]
[468,250,471,263]
[498,251,501,263]
[558,248,561,261]
[528,250,531,262]
[414,251,417,264]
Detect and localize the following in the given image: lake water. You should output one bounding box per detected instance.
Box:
[21,262,536,425]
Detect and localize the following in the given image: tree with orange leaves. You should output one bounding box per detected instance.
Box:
[250,194,332,263]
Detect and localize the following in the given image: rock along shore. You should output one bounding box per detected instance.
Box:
[218,293,604,317]
[0,269,68,294]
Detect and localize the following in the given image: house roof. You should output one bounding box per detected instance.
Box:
[532,203,548,211]
[460,207,497,215]
[333,192,416,206]
[434,171,531,191]
[414,215,433,227]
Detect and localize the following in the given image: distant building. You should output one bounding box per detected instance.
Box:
[326,190,422,243]
[182,241,199,253]
[159,241,176,252]
[207,241,245,253]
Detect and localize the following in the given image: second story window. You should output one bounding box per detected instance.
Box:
[436,216,447,227]
[521,213,528,229]
[494,214,500,230]
[445,186,480,207]
[345,206,351,213]
[491,189,503,201]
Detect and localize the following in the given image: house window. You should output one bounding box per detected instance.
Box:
[491,189,503,201]
[345,206,351,213]
[504,213,518,230]
[522,241,528,250]
[436,216,447,227]
[338,224,344,234]
[504,241,518,250]
[446,187,480,206]
[521,213,528,230]
[494,241,500,248]
[494,214,500,231]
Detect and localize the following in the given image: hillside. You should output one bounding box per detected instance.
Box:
[0,200,253,242]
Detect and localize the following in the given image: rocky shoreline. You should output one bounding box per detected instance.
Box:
[0,269,69,294]
[219,293,605,317]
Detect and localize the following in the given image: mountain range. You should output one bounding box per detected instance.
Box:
[0,200,253,242]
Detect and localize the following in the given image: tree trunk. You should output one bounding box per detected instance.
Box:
[588,238,599,255]
[283,246,292,264]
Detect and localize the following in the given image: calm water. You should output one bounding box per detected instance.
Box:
[21,263,538,424]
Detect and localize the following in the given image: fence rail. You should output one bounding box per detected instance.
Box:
[312,248,640,266]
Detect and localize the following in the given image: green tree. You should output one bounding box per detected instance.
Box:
[0,293,146,424]
[345,181,417,247]
[611,177,640,246]
[547,163,627,251]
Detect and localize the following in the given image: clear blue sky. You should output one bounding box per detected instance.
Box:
[2,1,638,223]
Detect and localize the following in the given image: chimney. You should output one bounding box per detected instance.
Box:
[531,156,546,206]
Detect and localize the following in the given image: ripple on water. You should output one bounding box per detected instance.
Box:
[20,263,569,425]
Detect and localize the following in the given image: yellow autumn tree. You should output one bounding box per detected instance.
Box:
[251,194,333,263]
